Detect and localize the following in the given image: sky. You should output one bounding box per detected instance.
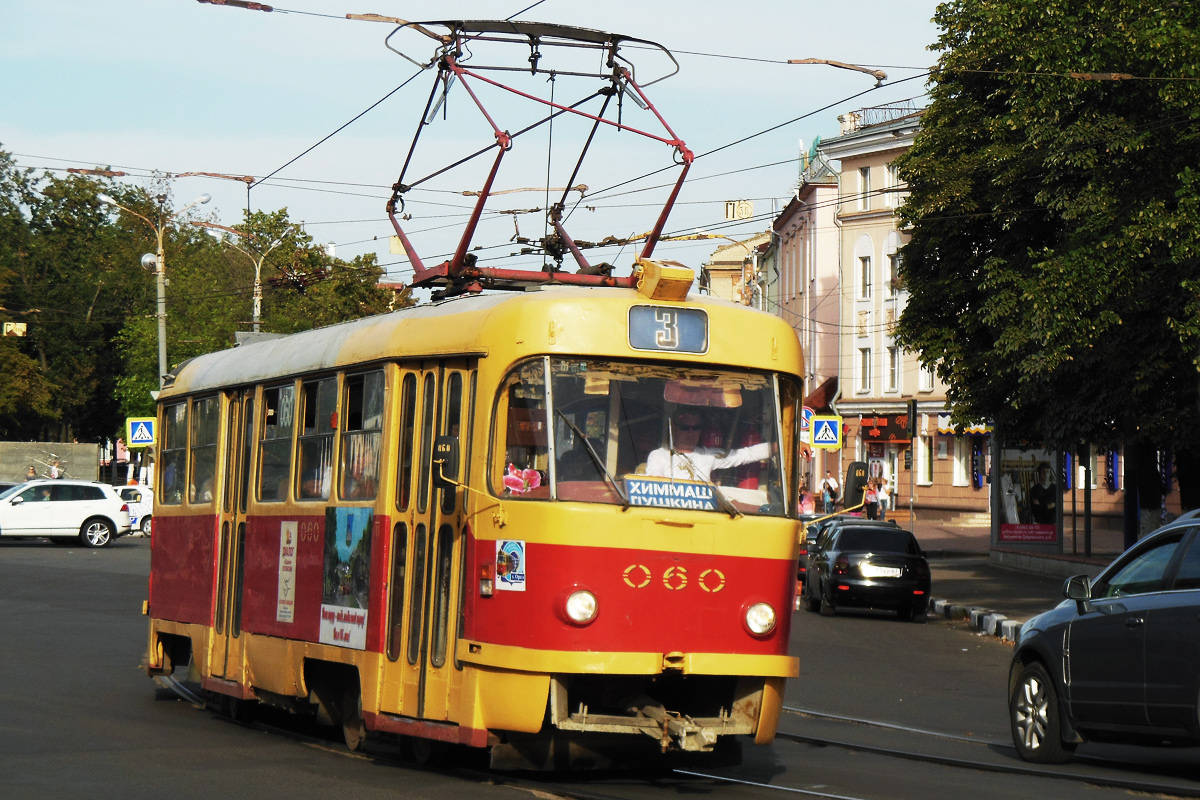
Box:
[1,1,942,289]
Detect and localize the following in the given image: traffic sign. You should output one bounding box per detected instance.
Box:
[126,417,157,448]
[812,415,842,450]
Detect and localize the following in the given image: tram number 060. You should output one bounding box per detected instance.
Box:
[622,564,725,592]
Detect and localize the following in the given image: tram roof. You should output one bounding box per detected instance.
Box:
[160,286,802,398]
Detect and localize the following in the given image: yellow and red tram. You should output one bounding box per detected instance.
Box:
[144,267,803,769]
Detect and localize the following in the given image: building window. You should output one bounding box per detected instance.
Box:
[885,164,900,207]
[887,347,899,392]
[952,436,970,486]
[919,434,934,484]
[888,253,902,297]
[919,363,934,393]
[859,166,871,211]
[858,348,871,393]
[859,256,872,299]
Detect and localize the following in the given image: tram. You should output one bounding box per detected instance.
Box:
[143,267,804,768]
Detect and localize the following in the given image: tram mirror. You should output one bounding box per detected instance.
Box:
[432,435,460,490]
[664,380,742,408]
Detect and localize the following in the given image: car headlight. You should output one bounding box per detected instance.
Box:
[744,602,777,636]
[564,590,597,624]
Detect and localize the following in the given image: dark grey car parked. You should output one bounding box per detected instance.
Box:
[1009,510,1200,763]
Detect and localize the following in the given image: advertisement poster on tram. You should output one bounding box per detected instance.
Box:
[320,507,373,649]
[998,447,1059,543]
[276,521,297,623]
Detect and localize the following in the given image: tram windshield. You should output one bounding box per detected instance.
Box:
[494,357,799,516]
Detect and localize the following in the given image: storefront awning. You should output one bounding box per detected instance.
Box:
[937,413,991,435]
[804,376,837,411]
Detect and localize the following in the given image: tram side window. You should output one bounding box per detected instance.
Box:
[493,360,549,499]
[160,402,188,505]
[298,377,338,500]
[341,371,384,500]
[190,396,219,504]
[259,384,295,502]
[395,373,418,512]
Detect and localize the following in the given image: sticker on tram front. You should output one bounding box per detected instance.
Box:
[624,476,719,511]
[276,521,298,623]
[496,540,526,591]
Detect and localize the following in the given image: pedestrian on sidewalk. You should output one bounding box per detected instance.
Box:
[878,478,890,522]
[865,479,880,520]
[819,471,840,514]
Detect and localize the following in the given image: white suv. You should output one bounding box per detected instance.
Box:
[0,480,132,547]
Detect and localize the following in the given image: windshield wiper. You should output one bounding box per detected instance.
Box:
[555,409,630,508]
[670,448,743,519]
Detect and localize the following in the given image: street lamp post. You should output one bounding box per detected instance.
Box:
[191,220,291,333]
[98,192,211,387]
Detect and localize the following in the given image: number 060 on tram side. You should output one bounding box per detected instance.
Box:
[143,271,804,770]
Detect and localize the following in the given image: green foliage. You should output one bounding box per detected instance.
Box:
[894,0,1200,455]
[0,144,401,443]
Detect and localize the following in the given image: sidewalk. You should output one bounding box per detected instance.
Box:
[878,509,1130,642]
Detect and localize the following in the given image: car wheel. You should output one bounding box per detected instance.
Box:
[1010,661,1076,763]
[804,580,820,613]
[141,516,153,537]
[80,518,114,548]
[897,605,913,621]
[819,583,835,617]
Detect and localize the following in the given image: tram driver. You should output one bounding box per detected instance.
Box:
[644,408,772,483]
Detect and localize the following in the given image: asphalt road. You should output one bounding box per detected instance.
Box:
[2,537,1198,800]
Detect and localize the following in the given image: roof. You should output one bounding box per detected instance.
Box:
[162,285,806,398]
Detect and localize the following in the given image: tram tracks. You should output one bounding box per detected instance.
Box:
[157,675,1200,800]
[778,705,1200,798]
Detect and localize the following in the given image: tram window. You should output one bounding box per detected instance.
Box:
[231,521,246,637]
[189,396,219,505]
[386,522,408,662]
[259,384,295,502]
[160,402,188,505]
[417,373,436,514]
[493,359,549,498]
[430,524,454,668]
[340,371,384,501]
[494,358,791,516]
[407,523,428,665]
[240,397,254,514]
[440,373,463,514]
[297,377,337,501]
[396,373,417,512]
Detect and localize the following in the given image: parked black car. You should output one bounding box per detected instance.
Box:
[803,520,931,620]
[796,513,824,583]
[1009,510,1200,763]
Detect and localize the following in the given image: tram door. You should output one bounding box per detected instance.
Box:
[389,360,472,722]
[211,389,254,682]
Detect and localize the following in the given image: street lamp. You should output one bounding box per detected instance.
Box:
[191,220,292,332]
[98,192,211,388]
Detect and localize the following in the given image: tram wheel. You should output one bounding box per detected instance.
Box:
[342,682,366,752]
[405,735,444,766]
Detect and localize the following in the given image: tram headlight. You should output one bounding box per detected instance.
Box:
[744,602,777,636]
[563,590,598,625]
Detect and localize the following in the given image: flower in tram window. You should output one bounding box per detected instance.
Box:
[503,463,542,494]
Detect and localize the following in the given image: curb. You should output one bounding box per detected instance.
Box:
[928,597,1022,643]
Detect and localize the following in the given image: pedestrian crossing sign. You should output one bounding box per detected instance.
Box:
[811,415,842,450]
[126,417,157,448]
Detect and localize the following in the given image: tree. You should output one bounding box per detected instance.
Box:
[893,1,1200,516]
[0,150,55,436]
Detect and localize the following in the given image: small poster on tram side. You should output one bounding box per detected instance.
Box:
[496,539,526,591]
[276,521,298,623]
[319,507,373,649]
